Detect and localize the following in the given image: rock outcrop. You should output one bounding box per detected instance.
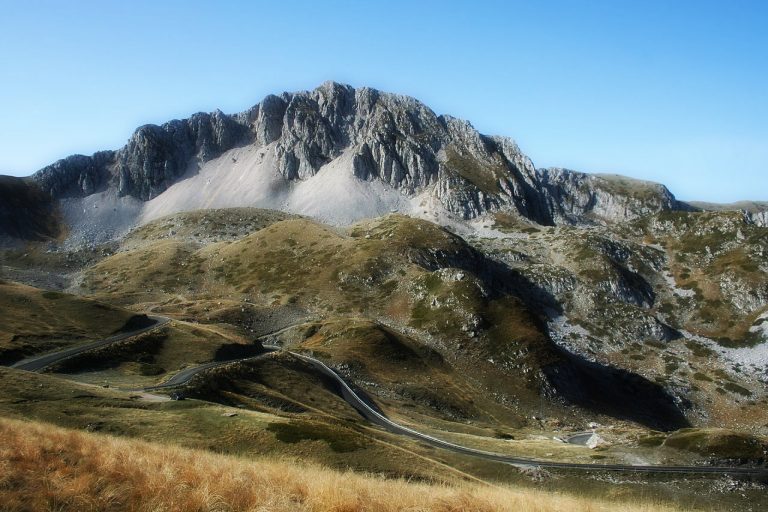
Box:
[537,169,679,224]
[28,82,684,226]
[34,111,249,201]
[744,210,768,228]
[116,110,249,200]
[34,152,115,199]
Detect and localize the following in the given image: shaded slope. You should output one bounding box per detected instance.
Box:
[543,350,689,431]
[0,176,60,241]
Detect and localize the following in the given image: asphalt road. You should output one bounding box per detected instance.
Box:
[143,348,277,390]
[6,326,767,477]
[151,346,768,477]
[142,333,289,390]
[287,352,768,476]
[10,316,170,372]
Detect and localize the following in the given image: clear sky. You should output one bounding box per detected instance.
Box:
[0,0,765,202]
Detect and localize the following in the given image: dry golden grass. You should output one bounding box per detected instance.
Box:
[0,417,684,512]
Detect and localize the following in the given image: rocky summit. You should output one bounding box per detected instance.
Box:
[15,81,707,248]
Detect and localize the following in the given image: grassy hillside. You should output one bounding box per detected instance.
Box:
[125,207,297,246]
[0,281,142,364]
[0,417,686,512]
[649,211,768,345]
[471,208,768,431]
[81,214,557,388]
[46,320,262,388]
[78,213,689,430]
[687,200,768,213]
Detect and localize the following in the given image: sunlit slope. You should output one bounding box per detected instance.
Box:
[80,213,687,429]
[0,416,687,512]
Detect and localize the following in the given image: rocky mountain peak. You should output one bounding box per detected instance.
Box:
[28,82,684,227]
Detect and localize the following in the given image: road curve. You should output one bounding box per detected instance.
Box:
[151,346,768,477]
[10,316,170,372]
[141,327,298,389]
[144,348,278,390]
[7,326,767,477]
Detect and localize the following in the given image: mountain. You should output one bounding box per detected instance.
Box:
[1,84,767,508]
[2,82,706,246]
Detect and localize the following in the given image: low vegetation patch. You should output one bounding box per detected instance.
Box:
[445,147,504,194]
[266,420,368,453]
[663,428,768,463]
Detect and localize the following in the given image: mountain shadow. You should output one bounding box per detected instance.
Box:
[543,349,690,431]
[0,176,60,241]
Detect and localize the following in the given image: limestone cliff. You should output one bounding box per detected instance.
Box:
[28,82,682,226]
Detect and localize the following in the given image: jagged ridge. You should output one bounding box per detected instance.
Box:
[29,82,682,226]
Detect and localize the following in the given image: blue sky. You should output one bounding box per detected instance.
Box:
[0,0,765,202]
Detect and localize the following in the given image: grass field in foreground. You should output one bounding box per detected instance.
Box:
[0,417,685,512]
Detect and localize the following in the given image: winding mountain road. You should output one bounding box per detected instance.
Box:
[7,325,767,477]
[145,344,768,477]
[285,351,768,476]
